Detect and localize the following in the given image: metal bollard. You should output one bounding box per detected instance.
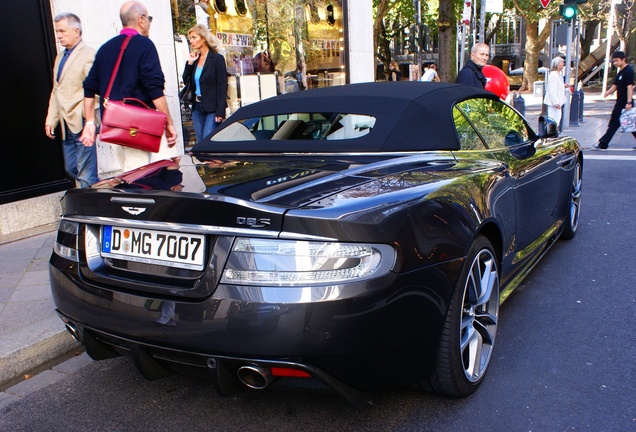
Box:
[578,90,585,123]
[569,90,580,127]
[513,93,525,117]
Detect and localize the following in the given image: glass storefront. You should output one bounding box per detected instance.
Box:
[195,1,346,113]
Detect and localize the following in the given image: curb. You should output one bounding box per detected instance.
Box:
[0,315,80,390]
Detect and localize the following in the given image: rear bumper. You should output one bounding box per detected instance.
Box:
[50,254,461,399]
[56,309,373,405]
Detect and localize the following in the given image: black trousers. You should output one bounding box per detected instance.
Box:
[599,101,636,147]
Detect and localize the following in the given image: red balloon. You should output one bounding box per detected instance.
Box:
[482,65,510,100]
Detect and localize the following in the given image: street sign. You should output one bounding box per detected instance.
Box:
[540,0,551,7]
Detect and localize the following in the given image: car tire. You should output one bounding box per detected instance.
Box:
[560,159,582,240]
[426,235,500,396]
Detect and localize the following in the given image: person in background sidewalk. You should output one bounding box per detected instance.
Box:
[45,12,98,188]
[543,56,568,129]
[388,60,402,81]
[182,24,228,141]
[80,1,177,172]
[421,63,440,82]
[593,51,636,150]
[456,43,489,89]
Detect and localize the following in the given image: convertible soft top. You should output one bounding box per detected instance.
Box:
[192,82,498,153]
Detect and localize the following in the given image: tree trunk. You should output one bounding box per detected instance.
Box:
[437,0,456,83]
[521,19,551,92]
[580,20,600,60]
[615,0,636,54]
[373,0,391,80]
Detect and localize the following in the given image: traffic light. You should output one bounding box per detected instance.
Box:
[559,0,587,22]
[559,0,577,22]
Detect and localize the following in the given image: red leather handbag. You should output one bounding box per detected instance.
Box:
[99,36,167,153]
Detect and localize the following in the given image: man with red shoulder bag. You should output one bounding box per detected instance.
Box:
[80,1,177,172]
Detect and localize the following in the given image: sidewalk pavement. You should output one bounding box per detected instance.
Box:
[1,88,635,398]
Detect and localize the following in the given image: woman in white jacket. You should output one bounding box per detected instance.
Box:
[543,57,568,128]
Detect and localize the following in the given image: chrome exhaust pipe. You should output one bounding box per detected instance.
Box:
[64,322,81,342]
[237,365,275,389]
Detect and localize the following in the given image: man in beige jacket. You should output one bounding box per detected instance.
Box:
[45,12,98,188]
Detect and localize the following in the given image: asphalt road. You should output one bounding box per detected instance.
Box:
[0,155,634,431]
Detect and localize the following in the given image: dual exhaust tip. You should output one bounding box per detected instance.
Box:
[207,358,276,390]
[236,365,275,389]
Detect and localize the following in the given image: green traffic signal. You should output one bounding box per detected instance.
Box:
[559,3,577,21]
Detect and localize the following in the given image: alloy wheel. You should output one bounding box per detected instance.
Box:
[460,248,499,382]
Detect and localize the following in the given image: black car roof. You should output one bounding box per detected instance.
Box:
[192,81,499,153]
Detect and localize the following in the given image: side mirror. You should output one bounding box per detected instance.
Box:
[538,115,559,139]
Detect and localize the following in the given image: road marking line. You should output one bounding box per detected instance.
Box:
[584,155,636,160]
[583,148,635,152]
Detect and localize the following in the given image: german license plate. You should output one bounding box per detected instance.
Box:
[101,226,205,270]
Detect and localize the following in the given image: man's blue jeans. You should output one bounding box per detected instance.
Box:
[62,124,98,188]
[192,102,220,142]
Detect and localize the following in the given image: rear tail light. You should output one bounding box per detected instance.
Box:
[53,220,80,262]
[222,238,395,286]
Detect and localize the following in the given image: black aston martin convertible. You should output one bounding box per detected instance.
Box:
[49,82,583,405]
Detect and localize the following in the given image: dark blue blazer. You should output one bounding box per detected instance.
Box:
[84,34,165,111]
[183,50,228,117]
[456,60,487,89]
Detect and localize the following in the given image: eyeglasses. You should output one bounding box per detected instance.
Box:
[141,14,153,23]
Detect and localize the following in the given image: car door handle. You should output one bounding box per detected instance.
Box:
[557,155,575,167]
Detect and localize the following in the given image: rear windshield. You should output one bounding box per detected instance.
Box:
[211,113,377,142]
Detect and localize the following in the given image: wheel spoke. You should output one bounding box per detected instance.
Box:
[475,310,498,327]
[476,257,496,307]
[473,314,497,345]
[466,265,480,304]
[460,322,483,379]
[460,314,473,333]
[570,201,580,226]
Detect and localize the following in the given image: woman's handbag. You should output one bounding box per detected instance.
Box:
[99,35,167,153]
[178,80,192,104]
[619,108,636,133]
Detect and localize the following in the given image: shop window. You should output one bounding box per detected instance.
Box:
[205,1,345,114]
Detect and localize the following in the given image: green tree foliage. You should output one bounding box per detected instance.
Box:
[373,0,465,81]
[173,0,198,35]
[510,0,559,90]
[612,0,636,55]
[373,0,416,79]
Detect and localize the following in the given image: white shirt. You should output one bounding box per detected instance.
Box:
[421,69,438,82]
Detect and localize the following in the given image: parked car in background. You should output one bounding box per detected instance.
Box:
[508,66,550,90]
[50,82,583,405]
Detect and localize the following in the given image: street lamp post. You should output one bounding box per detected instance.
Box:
[563,18,573,130]
[413,0,422,71]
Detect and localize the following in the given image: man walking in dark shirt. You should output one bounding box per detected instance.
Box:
[80,1,177,171]
[456,43,490,89]
[593,51,636,150]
